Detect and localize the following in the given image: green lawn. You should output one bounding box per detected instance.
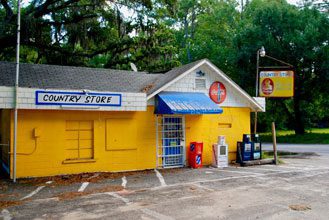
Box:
[260,128,329,144]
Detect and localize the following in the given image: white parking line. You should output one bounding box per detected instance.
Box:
[234,166,290,172]
[191,183,215,192]
[154,169,167,187]
[107,191,173,220]
[21,186,45,200]
[149,169,308,191]
[280,170,329,181]
[210,169,264,175]
[140,208,175,220]
[78,182,89,192]
[122,176,127,189]
[0,209,12,220]
[107,192,131,205]
[278,165,329,171]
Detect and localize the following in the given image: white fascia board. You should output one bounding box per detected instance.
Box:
[205,61,264,112]
[146,59,207,100]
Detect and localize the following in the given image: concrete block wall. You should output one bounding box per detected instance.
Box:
[0,86,147,111]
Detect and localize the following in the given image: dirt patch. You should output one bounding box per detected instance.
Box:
[289,204,311,211]
[57,185,124,201]
[0,200,23,209]
[0,193,19,199]
[158,168,185,174]
[0,182,8,191]
[18,170,155,186]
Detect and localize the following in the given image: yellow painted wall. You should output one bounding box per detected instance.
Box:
[6,106,250,178]
[10,107,157,178]
[185,107,251,164]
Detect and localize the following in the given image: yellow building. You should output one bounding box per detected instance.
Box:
[0,59,265,179]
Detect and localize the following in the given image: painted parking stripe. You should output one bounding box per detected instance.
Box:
[21,186,45,200]
[122,176,127,189]
[191,183,215,192]
[141,208,175,220]
[209,169,265,175]
[106,191,174,219]
[278,165,329,170]
[0,209,12,220]
[154,169,167,187]
[107,192,131,205]
[235,166,309,172]
[149,169,309,191]
[78,182,89,192]
[279,170,329,181]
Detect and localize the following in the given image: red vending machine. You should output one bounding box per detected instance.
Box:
[189,142,203,168]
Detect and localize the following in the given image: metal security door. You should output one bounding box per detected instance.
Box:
[156,115,185,168]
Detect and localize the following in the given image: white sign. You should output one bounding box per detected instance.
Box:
[36,91,121,106]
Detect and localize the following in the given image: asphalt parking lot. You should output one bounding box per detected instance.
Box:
[1,152,329,220]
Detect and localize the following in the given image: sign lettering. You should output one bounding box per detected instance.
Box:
[259,70,294,97]
[36,91,121,106]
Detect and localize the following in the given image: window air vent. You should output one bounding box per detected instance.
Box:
[195,78,206,89]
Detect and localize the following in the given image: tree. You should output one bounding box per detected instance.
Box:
[175,0,207,63]
[0,0,179,71]
[235,0,329,134]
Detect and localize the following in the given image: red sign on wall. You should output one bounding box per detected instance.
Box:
[209,81,226,104]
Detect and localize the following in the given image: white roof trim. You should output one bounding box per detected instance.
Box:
[205,60,264,112]
[147,59,264,112]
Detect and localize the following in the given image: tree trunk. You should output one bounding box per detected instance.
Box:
[293,95,305,134]
[293,72,305,135]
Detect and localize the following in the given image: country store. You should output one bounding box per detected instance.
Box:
[0,59,265,179]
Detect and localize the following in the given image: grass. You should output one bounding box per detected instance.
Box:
[261,151,284,164]
[260,128,329,144]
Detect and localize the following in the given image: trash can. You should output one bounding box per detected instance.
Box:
[189,142,203,168]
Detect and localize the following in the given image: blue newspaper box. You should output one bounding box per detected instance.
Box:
[251,134,262,160]
[237,141,252,162]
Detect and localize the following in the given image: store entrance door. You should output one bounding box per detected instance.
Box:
[156,115,185,168]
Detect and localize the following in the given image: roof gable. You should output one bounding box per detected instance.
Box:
[147,59,264,112]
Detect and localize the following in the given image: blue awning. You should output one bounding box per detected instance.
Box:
[155,92,223,115]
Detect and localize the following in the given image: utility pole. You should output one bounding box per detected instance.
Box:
[13,0,21,183]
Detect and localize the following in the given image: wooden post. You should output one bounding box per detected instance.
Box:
[272,122,278,165]
[254,111,257,134]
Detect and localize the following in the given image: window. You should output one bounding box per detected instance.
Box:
[195,78,206,89]
[65,121,94,160]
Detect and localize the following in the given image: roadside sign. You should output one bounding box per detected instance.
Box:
[259,70,294,97]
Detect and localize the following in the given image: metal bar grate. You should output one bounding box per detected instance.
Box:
[156,115,185,168]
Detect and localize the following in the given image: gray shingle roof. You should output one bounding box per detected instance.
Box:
[0,60,205,94]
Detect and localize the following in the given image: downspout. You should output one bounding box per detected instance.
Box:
[13,0,21,182]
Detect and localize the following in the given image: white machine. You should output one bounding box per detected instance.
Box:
[212,143,228,168]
